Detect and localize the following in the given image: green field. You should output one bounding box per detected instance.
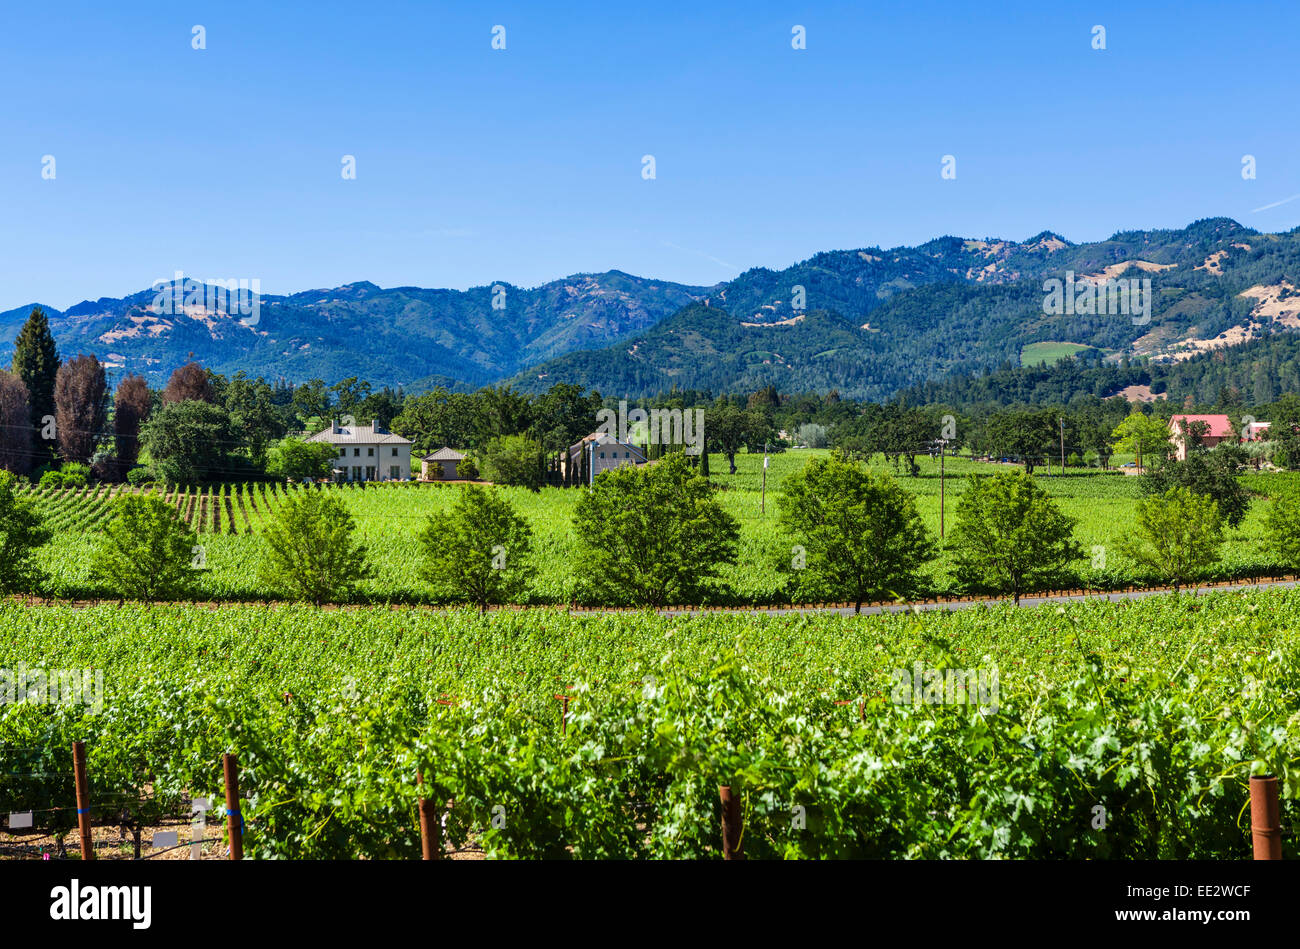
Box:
[18,450,1300,605]
[1020,341,1097,366]
[2,589,1296,858]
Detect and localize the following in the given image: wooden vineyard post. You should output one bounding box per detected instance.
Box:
[555,693,570,736]
[718,785,744,860]
[417,772,441,860]
[72,741,93,861]
[1250,775,1282,860]
[223,753,243,860]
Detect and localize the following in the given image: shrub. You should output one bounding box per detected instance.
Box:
[779,454,934,612]
[1119,487,1223,593]
[258,489,372,605]
[38,462,90,489]
[90,495,198,603]
[265,437,338,481]
[948,470,1082,605]
[477,435,544,490]
[573,452,739,606]
[0,471,51,593]
[418,486,534,612]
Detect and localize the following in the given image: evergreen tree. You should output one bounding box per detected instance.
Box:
[10,306,60,462]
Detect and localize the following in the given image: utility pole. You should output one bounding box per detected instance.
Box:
[761,442,768,514]
[938,438,947,539]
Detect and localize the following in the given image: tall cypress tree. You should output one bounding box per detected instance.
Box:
[11,307,60,461]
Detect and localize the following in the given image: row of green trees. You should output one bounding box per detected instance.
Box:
[5,453,1295,609]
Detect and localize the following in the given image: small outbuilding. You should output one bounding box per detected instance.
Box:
[422,447,466,481]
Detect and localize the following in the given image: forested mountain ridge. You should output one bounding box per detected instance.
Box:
[515,218,1300,399]
[7,218,1300,400]
[0,271,710,390]
[898,330,1300,412]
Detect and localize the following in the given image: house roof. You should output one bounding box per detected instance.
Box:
[568,432,647,456]
[423,447,465,461]
[306,421,412,445]
[1169,414,1234,438]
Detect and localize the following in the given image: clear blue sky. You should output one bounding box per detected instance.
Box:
[3,0,1298,311]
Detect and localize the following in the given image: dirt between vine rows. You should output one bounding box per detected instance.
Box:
[0,822,486,861]
[6,574,1299,616]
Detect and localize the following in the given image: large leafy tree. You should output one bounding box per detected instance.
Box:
[474,385,534,446]
[53,354,108,466]
[779,454,934,612]
[983,408,1056,474]
[391,387,485,451]
[139,400,236,483]
[529,383,602,453]
[949,470,1082,605]
[259,489,372,605]
[162,361,216,404]
[573,452,740,606]
[1138,445,1249,527]
[0,371,32,474]
[329,377,372,417]
[10,306,60,463]
[476,434,546,490]
[113,374,152,475]
[265,437,339,480]
[705,401,773,474]
[1110,412,1171,471]
[1266,492,1300,573]
[1267,394,1300,470]
[0,471,50,593]
[91,495,198,603]
[225,372,288,466]
[292,378,332,425]
[418,486,534,612]
[1119,487,1223,594]
[355,385,404,428]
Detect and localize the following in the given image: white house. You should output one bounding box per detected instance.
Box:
[307,420,412,482]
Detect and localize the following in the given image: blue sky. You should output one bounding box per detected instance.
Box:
[3,0,1298,311]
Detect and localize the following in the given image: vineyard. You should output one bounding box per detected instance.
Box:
[17,450,1300,606]
[1,588,1297,858]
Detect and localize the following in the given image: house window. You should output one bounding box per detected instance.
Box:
[392,447,398,456]
[599,451,605,458]
[353,448,360,457]
[368,447,375,457]
[390,465,400,479]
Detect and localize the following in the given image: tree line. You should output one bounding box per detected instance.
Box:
[2,440,1292,610]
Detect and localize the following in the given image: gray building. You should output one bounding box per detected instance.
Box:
[421,447,466,481]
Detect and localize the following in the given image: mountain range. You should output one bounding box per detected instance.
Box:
[5,217,1300,401]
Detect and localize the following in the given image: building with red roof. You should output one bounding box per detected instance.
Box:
[1167,414,1235,461]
